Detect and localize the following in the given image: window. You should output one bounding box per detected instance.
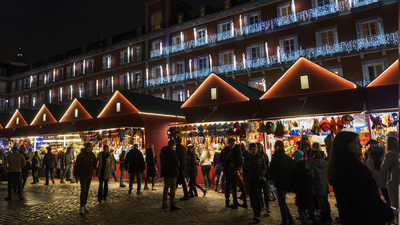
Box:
[67,85,73,100]
[177,14,183,24]
[196,56,208,70]
[32,94,36,107]
[152,12,162,31]
[57,68,63,81]
[120,49,128,65]
[279,35,298,54]
[58,87,63,102]
[218,20,233,41]
[248,77,266,91]
[39,92,44,105]
[362,59,387,83]
[299,74,310,90]
[152,66,161,79]
[152,93,164,99]
[172,61,184,75]
[11,81,15,92]
[196,28,207,45]
[18,79,22,91]
[87,59,94,73]
[219,50,234,69]
[43,113,46,122]
[326,66,343,76]
[74,109,78,118]
[225,0,230,9]
[210,87,218,100]
[200,8,205,17]
[171,33,184,52]
[102,55,111,69]
[278,3,292,17]
[356,17,384,39]
[132,46,142,62]
[120,73,130,90]
[66,65,73,78]
[133,71,142,88]
[172,89,186,101]
[313,0,333,7]
[23,95,29,108]
[77,62,84,75]
[116,102,121,113]
[23,78,28,89]
[102,77,111,94]
[246,13,260,25]
[16,117,19,125]
[316,27,338,47]
[88,80,94,97]
[9,98,14,111]
[78,83,84,98]
[152,40,163,56]
[246,43,264,60]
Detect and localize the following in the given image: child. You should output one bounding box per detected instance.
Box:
[293,160,319,225]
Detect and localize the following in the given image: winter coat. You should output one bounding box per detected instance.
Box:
[222,145,242,171]
[43,152,57,169]
[176,144,188,172]
[293,168,314,209]
[308,158,329,196]
[96,151,113,179]
[363,148,387,188]
[381,149,399,209]
[119,154,126,170]
[145,148,157,177]
[63,153,74,167]
[125,148,145,174]
[57,152,65,168]
[213,151,222,175]
[74,151,97,178]
[187,151,198,178]
[270,149,294,191]
[260,152,270,180]
[160,145,179,178]
[32,156,41,168]
[243,153,266,184]
[4,152,26,172]
[111,155,116,171]
[199,151,211,166]
[22,160,32,176]
[220,146,232,171]
[0,148,6,165]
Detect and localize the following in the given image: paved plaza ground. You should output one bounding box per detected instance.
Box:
[0,178,342,225]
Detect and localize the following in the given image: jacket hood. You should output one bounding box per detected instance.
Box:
[310,158,327,169]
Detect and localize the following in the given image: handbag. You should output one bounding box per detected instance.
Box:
[234,170,246,188]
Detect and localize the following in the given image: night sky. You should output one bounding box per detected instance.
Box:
[0,0,218,65]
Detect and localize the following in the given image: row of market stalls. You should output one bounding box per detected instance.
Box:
[0,57,397,183]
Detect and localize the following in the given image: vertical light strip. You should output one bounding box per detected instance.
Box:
[96,80,99,95]
[111,76,114,92]
[160,42,163,55]
[160,65,163,84]
[60,87,63,101]
[166,64,170,82]
[193,28,197,46]
[180,31,184,49]
[292,0,297,22]
[146,68,149,86]
[277,46,281,63]
[233,55,237,70]
[242,53,246,69]
[127,72,130,89]
[30,75,32,88]
[49,90,52,104]
[83,60,86,74]
[209,54,212,72]
[53,69,56,82]
[189,59,192,78]
[205,30,208,44]
[73,63,76,77]
[239,15,243,35]
[127,47,130,63]
[70,85,73,99]
[231,22,234,37]
[265,42,270,64]
[18,97,21,109]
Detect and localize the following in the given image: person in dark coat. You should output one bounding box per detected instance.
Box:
[175,138,189,200]
[160,140,180,211]
[21,156,31,191]
[125,144,145,195]
[187,145,206,197]
[327,131,394,225]
[61,147,74,184]
[257,142,271,215]
[213,149,222,192]
[293,160,318,225]
[110,150,118,182]
[270,140,294,225]
[118,150,126,187]
[144,144,157,190]
[43,147,57,185]
[31,151,41,184]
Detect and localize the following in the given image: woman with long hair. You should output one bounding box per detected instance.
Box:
[199,146,212,189]
[381,134,399,212]
[96,145,113,203]
[327,131,393,224]
[187,145,206,197]
[144,144,157,190]
[31,151,41,184]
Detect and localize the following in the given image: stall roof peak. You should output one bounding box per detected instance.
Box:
[182,72,264,108]
[367,59,399,88]
[260,57,358,100]
[30,104,69,125]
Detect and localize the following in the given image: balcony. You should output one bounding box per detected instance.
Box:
[217,30,234,42]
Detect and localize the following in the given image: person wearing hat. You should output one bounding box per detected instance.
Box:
[270,140,295,225]
[363,139,390,206]
[324,133,334,159]
[291,140,304,162]
[300,135,311,160]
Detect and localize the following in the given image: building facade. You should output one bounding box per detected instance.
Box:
[0,0,398,112]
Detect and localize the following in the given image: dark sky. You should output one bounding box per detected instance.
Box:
[0,0,218,64]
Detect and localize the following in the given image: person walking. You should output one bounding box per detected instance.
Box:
[43,147,57,185]
[21,156,31,191]
[125,144,145,195]
[200,147,212,189]
[293,160,319,225]
[270,140,294,225]
[31,151,41,184]
[39,150,45,180]
[363,139,391,206]
[257,142,271,216]
[144,144,157,190]
[61,147,74,184]
[160,140,180,211]
[4,147,26,201]
[213,148,222,192]
[57,149,65,179]
[308,150,332,223]
[119,150,127,187]
[96,145,113,203]
[74,143,97,214]
[381,134,399,213]
[327,131,394,224]
[110,150,118,182]
[175,138,189,200]
[243,143,267,222]
[187,145,206,198]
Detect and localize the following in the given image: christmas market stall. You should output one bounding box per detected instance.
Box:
[258,57,366,158]
[171,72,265,184]
[364,59,399,143]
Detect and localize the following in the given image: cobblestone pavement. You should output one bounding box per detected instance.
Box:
[0,178,342,225]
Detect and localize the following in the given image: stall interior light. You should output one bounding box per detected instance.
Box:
[211,87,217,100]
[16,117,19,125]
[43,113,47,122]
[299,74,310,90]
[74,108,78,118]
[58,134,80,137]
[116,102,121,113]
[64,139,82,142]
[41,140,64,143]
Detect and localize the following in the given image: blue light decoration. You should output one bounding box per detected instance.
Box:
[146,31,398,87]
[149,0,378,58]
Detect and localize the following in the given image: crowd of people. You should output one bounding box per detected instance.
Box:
[0,131,398,224]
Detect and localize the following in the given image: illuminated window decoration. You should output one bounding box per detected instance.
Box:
[111,76,114,93]
[299,74,311,90]
[242,53,246,69]
[166,64,170,82]
[96,80,99,95]
[32,96,36,107]
[211,87,218,100]
[146,68,149,87]
[18,97,21,109]
[43,113,47,122]
[265,42,270,64]
[239,15,243,35]
[149,1,379,59]
[233,55,237,71]
[49,90,52,104]
[189,59,193,78]
[73,63,76,77]
[187,90,190,98]
[145,31,398,87]
[74,108,78,118]
[116,102,121,113]
[16,117,19,125]
[70,85,73,99]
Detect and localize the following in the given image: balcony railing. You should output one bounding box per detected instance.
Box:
[150,0,379,58]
